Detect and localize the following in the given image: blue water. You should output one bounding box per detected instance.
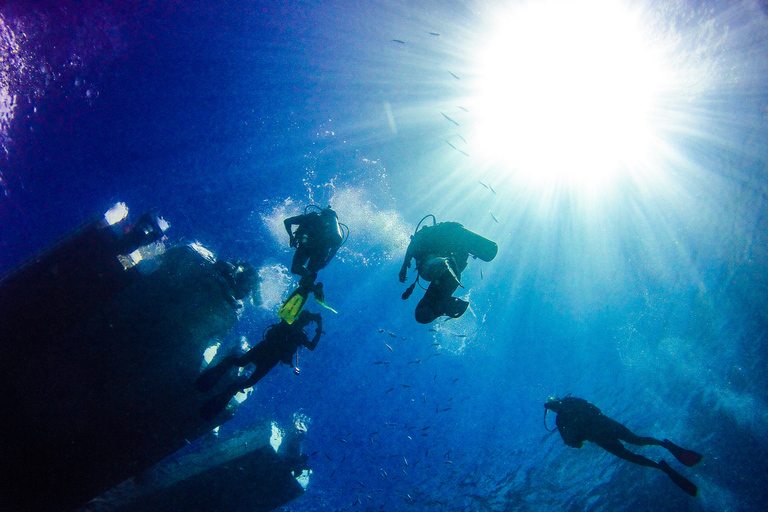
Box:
[2,1,767,511]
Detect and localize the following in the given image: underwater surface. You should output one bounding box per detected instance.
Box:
[2,0,767,510]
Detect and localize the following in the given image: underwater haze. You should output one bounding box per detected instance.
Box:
[2,0,767,511]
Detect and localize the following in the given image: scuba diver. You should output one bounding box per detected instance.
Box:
[280,205,347,323]
[284,205,345,293]
[399,215,497,324]
[196,310,323,420]
[544,395,703,497]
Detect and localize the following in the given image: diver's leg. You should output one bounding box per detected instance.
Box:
[291,246,312,277]
[608,418,663,447]
[236,362,273,390]
[415,282,444,324]
[593,437,660,469]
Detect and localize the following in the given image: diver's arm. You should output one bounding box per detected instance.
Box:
[399,241,415,282]
[284,215,303,247]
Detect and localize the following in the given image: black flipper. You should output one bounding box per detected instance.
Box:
[659,460,698,497]
[662,439,703,467]
[194,357,234,393]
[200,391,236,421]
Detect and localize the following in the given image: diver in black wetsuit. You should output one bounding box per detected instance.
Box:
[544,395,703,496]
[399,218,497,324]
[284,206,344,299]
[196,310,323,420]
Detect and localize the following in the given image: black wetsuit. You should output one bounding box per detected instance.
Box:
[284,211,343,280]
[399,222,470,323]
[545,396,703,496]
[231,311,321,388]
[196,311,322,420]
[552,397,664,468]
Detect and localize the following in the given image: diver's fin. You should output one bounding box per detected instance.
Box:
[659,460,698,497]
[444,296,469,318]
[279,286,310,325]
[200,391,235,421]
[311,283,337,313]
[194,357,235,393]
[662,439,703,467]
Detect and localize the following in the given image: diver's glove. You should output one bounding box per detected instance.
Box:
[289,235,298,248]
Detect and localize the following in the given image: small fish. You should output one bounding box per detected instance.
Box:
[403,469,408,476]
[402,384,411,388]
[370,431,379,435]
[429,32,440,36]
[387,331,397,338]
[407,359,421,364]
[385,387,394,393]
[384,342,393,351]
[440,112,460,126]
[392,39,405,44]
[373,361,389,365]
[452,378,459,383]
[339,438,348,443]
[442,407,452,411]
[429,342,440,347]
[401,336,407,340]
[357,480,366,487]
[457,134,467,143]
[428,328,437,332]
[445,460,454,465]
[325,453,332,460]
[480,269,483,280]
[489,183,497,194]
[448,71,460,80]
[419,426,430,431]
[330,468,336,477]
[454,334,467,338]
[490,212,499,223]
[457,106,469,112]
[378,329,385,333]
[385,422,398,427]
[407,435,412,440]
[478,181,489,189]
[404,457,409,466]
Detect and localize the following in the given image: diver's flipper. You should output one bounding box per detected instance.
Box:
[194,357,234,393]
[444,297,469,318]
[659,460,698,497]
[314,296,338,314]
[663,439,703,467]
[279,286,310,325]
[200,391,235,421]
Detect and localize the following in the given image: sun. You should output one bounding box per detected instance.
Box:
[470,0,673,191]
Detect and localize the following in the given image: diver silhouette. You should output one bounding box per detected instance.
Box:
[196,311,323,420]
[399,216,497,323]
[545,395,703,496]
